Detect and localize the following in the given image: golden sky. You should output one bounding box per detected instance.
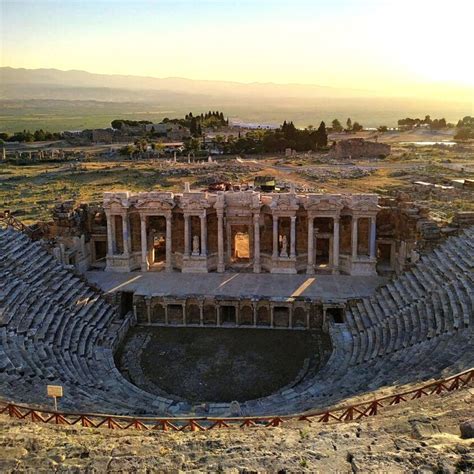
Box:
[1,0,473,101]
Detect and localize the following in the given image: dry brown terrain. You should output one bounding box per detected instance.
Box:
[1,388,472,472]
[2,138,473,224]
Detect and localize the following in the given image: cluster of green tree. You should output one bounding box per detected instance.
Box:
[397,115,452,130]
[0,129,62,143]
[186,111,228,135]
[454,116,474,140]
[185,121,328,154]
[118,140,166,156]
[330,118,363,133]
[263,121,328,152]
[111,119,152,130]
[154,111,229,137]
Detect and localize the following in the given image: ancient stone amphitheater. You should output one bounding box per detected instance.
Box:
[1,225,473,418]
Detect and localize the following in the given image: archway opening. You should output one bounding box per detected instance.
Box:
[221,305,236,325]
[232,230,250,262]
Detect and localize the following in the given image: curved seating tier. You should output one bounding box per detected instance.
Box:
[0,227,473,417]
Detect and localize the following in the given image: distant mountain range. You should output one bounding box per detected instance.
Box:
[0,67,471,132]
[0,67,372,101]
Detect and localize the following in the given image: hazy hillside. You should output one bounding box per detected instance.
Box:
[0,67,370,100]
[0,67,472,132]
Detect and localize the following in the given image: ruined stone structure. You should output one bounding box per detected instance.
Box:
[1,225,472,416]
[104,189,380,276]
[329,138,391,160]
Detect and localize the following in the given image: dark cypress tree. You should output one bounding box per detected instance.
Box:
[316,121,328,148]
[190,117,197,135]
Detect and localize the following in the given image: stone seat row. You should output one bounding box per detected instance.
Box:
[1,227,473,418]
[1,229,177,414]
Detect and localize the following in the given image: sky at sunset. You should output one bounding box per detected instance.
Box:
[1,0,473,100]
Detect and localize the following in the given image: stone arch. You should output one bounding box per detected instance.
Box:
[135,299,147,324]
[168,304,184,325]
[293,306,307,328]
[274,306,290,328]
[203,304,216,325]
[151,304,165,324]
[186,303,200,325]
[257,305,270,326]
[310,305,322,329]
[239,305,253,326]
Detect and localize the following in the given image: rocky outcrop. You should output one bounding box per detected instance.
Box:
[0,388,472,472]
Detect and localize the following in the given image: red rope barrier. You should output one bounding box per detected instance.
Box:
[0,368,472,432]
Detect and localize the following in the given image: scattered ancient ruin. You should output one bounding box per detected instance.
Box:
[329,138,391,159]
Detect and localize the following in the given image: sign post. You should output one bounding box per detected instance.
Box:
[47,385,63,411]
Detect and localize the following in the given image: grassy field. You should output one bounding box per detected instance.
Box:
[1,98,471,133]
[0,159,259,223]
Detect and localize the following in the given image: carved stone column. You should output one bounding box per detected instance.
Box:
[140,215,148,271]
[370,216,377,259]
[290,216,296,258]
[333,216,340,274]
[200,213,207,256]
[165,214,172,271]
[106,212,114,257]
[351,216,359,259]
[270,304,274,328]
[217,211,225,272]
[199,300,204,326]
[272,215,279,258]
[307,216,314,274]
[184,214,190,257]
[253,213,261,273]
[253,302,258,327]
[122,213,130,256]
[145,297,151,324]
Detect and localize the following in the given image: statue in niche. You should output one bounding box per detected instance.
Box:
[192,235,200,255]
[410,249,420,264]
[280,235,288,258]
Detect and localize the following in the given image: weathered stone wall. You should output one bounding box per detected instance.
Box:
[329,138,391,159]
[376,195,444,273]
